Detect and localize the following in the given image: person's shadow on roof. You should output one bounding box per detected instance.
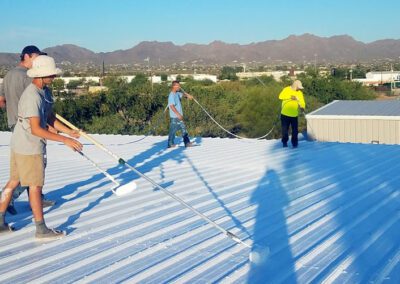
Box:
[247,169,297,283]
[185,153,252,238]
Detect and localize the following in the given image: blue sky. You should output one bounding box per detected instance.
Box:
[0,0,399,53]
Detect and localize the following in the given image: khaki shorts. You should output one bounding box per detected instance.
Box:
[10,150,46,187]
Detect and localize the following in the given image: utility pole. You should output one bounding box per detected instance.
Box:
[391,64,394,92]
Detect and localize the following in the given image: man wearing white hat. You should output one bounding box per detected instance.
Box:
[278,80,306,148]
[0,45,56,215]
[0,55,83,240]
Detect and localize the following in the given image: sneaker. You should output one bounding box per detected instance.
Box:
[6,204,17,215]
[0,223,14,233]
[185,142,194,147]
[167,144,177,148]
[35,228,65,240]
[42,198,56,208]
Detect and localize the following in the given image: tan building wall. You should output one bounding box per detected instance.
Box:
[306,116,400,145]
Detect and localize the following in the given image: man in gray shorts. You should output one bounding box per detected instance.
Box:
[0,55,83,239]
[0,45,56,215]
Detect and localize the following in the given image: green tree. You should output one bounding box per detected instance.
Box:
[160,73,168,82]
[51,78,65,96]
[218,66,239,81]
[66,79,85,89]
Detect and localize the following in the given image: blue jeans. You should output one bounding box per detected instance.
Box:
[168,118,191,147]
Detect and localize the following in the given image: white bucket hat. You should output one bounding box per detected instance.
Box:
[27,55,62,78]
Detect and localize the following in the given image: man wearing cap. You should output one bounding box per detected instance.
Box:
[0,46,56,215]
[278,80,306,148]
[0,55,83,239]
[167,80,194,148]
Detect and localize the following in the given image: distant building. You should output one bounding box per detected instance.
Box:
[306,100,400,145]
[167,74,217,83]
[192,74,218,82]
[62,76,101,85]
[353,71,400,86]
[236,71,304,81]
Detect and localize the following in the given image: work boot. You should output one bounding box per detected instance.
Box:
[0,212,14,233]
[35,220,64,240]
[0,223,14,233]
[42,198,56,208]
[35,228,64,240]
[185,142,194,147]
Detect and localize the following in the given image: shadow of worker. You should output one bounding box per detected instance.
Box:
[248,169,297,284]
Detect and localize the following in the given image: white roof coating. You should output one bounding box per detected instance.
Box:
[0,132,399,283]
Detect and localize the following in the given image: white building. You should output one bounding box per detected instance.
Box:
[236,71,304,81]
[167,74,218,83]
[353,71,400,86]
[306,100,400,145]
[61,76,101,85]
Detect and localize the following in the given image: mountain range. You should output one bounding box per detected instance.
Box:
[1,34,399,66]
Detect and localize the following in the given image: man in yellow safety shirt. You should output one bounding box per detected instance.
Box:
[279,80,306,148]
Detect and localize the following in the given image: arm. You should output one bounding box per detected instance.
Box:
[169,104,183,120]
[0,83,5,108]
[298,92,306,109]
[0,96,5,109]
[30,117,83,151]
[183,92,193,100]
[278,88,292,101]
[47,114,80,138]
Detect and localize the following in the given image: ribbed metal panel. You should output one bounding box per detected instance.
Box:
[0,132,399,283]
[310,100,400,116]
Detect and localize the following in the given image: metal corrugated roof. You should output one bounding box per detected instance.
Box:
[309,100,400,116]
[0,132,399,283]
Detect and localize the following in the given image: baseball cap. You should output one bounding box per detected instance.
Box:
[20,45,47,60]
[291,80,304,90]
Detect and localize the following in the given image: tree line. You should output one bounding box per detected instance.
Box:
[0,69,376,138]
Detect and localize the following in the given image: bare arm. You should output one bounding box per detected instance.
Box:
[0,96,5,109]
[30,117,83,151]
[47,114,80,138]
[183,92,193,100]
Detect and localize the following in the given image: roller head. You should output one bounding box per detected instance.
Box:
[249,245,270,265]
[114,181,137,196]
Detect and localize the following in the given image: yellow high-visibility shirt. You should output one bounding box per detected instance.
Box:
[279,86,306,117]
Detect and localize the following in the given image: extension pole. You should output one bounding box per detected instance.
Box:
[55,114,250,249]
[77,151,120,188]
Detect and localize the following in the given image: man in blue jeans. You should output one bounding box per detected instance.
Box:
[167,81,194,148]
